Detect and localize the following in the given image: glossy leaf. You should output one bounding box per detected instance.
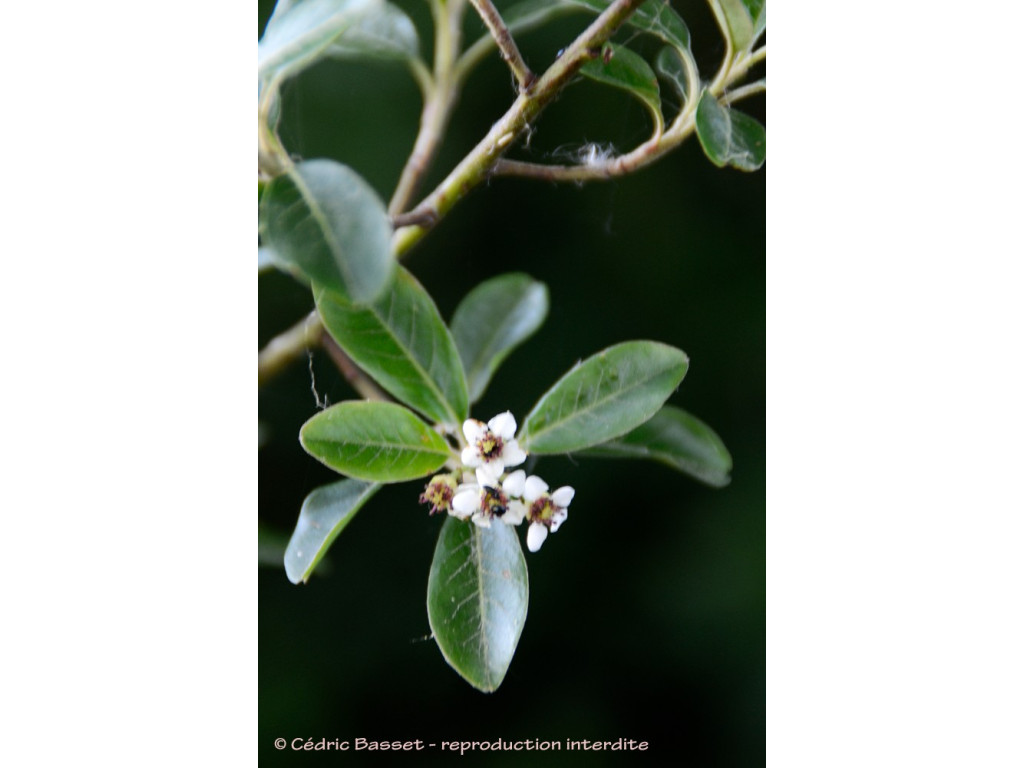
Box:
[315,268,469,427]
[695,90,766,171]
[300,401,451,482]
[520,341,689,454]
[259,159,394,303]
[581,405,732,487]
[709,0,755,52]
[283,478,380,584]
[451,273,549,404]
[427,517,528,693]
[259,0,379,86]
[753,3,765,42]
[326,1,418,61]
[581,44,662,130]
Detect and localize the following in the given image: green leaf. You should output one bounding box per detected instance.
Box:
[315,268,469,427]
[259,159,394,303]
[451,273,549,404]
[753,3,765,42]
[581,406,732,487]
[300,401,451,482]
[581,44,662,131]
[655,46,691,105]
[258,246,280,274]
[427,517,528,692]
[326,1,418,61]
[520,341,689,454]
[708,0,755,52]
[259,0,380,86]
[283,478,380,584]
[695,90,766,171]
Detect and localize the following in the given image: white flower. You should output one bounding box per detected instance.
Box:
[518,474,574,552]
[449,468,527,528]
[460,411,527,484]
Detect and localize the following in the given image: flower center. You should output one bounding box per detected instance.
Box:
[419,475,455,515]
[481,486,508,517]
[477,434,504,460]
[530,496,558,524]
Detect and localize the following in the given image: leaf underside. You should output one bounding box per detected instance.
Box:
[427,517,529,692]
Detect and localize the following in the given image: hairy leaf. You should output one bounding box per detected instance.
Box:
[581,44,662,131]
[451,273,549,404]
[581,405,732,487]
[315,267,469,427]
[520,341,689,454]
[300,401,451,482]
[259,0,380,85]
[695,90,765,171]
[283,478,380,584]
[327,1,419,61]
[259,159,394,302]
[427,517,528,693]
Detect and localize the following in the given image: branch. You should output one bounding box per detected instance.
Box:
[392,0,646,257]
[388,0,468,216]
[721,79,765,105]
[258,311,323,387]
[321,336,392,403]
[467,0,535,92]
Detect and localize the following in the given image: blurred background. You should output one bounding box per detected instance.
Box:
[259,1,764,764]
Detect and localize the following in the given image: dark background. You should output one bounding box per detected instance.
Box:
[259,1,764,764]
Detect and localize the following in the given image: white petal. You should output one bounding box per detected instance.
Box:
[502,500,527,526]
[461,446,481,467]
[523,475,549,502]
[471,512,491,528]
[550,508,568,532]
[451,489,480,516]
[501,440,527,468]
[482,458,504,479]
[526,522,548,552]
[463,419,486,443]
[551,486,575,508]
[502,470,526,497]
[488,411,517,439]
[475,466,501,488]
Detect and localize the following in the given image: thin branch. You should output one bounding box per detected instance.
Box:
[467,0,535,92]
[721,79,765,105]
[321,336,392,403]
[258,311,323,387]
[748,45,766,66]
[387,0,468,216]
[392,0,646,257]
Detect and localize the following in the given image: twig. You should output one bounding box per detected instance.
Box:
[258,311,323,387]
[388,0,468,216]
[467,0,535,92]
[321,336,392,403]
[721,79,765,105]
[392,0,646,257]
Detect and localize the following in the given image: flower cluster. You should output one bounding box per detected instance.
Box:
[420,411,573,552]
